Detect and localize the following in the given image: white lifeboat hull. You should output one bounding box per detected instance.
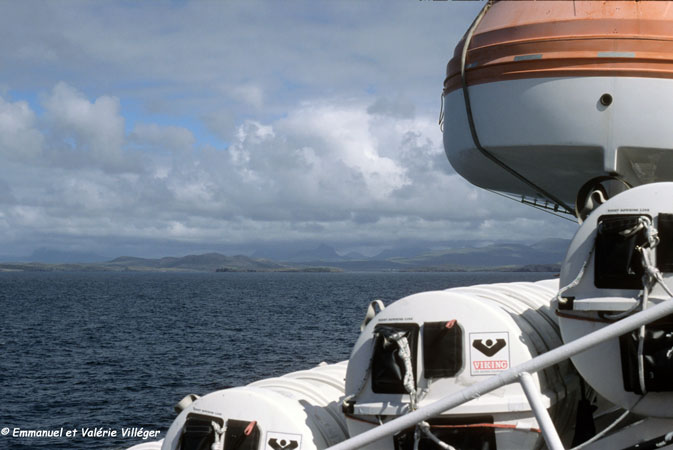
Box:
[442,0,673,207]
[443,75,673,205]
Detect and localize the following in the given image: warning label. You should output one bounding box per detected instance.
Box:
[265,431,302,450]
[470,332,510,376]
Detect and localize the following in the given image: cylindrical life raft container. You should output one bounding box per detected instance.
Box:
[159,361,349,450]
[344,279,580,450]
[558,182,673,418]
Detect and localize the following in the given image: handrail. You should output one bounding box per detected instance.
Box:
[327,297,673,450]
[519,371,564,450]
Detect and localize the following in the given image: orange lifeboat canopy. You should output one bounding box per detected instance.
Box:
[442,0,673,210]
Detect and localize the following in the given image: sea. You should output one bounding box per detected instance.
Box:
[0,271,555,449]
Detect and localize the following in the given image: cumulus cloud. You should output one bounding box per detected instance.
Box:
[0,84,577,258]
[41,82,136,172]
[0,0,578,258]
[0,96,43,161]
[153,99,574,240]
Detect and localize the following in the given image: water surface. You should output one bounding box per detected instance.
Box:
[0,271,554,449]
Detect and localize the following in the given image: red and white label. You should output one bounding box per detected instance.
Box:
[473,360,508,371]
[470,332,510,376]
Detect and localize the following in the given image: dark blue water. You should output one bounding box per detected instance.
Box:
[0,271,554,449]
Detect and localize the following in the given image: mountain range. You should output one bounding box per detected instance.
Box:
[0,238,570,272]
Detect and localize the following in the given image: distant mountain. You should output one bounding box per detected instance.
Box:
[0,252,343,273]
[107,253,288,272]
[0,238,573,273]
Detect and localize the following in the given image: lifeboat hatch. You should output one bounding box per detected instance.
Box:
[371,324,419,394]
[422,321,463,379]
[223,419,260,450]
[594,214,649,289]
[178,413,224,450]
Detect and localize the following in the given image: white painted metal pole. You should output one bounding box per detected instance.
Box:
[519,372,564,450]
[328,298,673,450]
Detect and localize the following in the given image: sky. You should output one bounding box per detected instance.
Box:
[0,0,578,260]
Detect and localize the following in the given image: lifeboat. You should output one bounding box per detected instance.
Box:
[442,0,673,210]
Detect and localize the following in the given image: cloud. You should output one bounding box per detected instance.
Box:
[0,96,43,161]
[0,179,16,205]
[367,97,415,119]
[0,2,578,258]
[202,110,237,141]
[41,82,136,172]
[155,99,575,240]
[129,123,195,154]
[0,1,483,121]
[0,84,577,258]
[229,84,264,110]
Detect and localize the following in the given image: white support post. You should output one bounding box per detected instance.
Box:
[519,371,564,450]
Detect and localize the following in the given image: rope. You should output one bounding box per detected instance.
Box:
[637,284,649,395]
[211,421,226,450]
[556,240,595,305]
[634,217,659,395]
[430,423,541,433]
[635,216,673,297]
[569,409,632,450]
[438,94,445,132]
[460,0,574,215]
[415,421,456,450]
[386,331,418,410]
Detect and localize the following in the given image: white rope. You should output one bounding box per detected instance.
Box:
[634,217,659,395]
[601,298,643,321]
[636,218,673,296]
[556,243,595,304]
[210,421,226,450]
[637,283,649,395]
[387,331,418,411]
[571,396,645,450]
[569,409,631,450]
[610,216,673,395]
[414,421,456,450]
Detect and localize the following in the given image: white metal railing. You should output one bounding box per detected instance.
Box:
[327,297,673,450]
